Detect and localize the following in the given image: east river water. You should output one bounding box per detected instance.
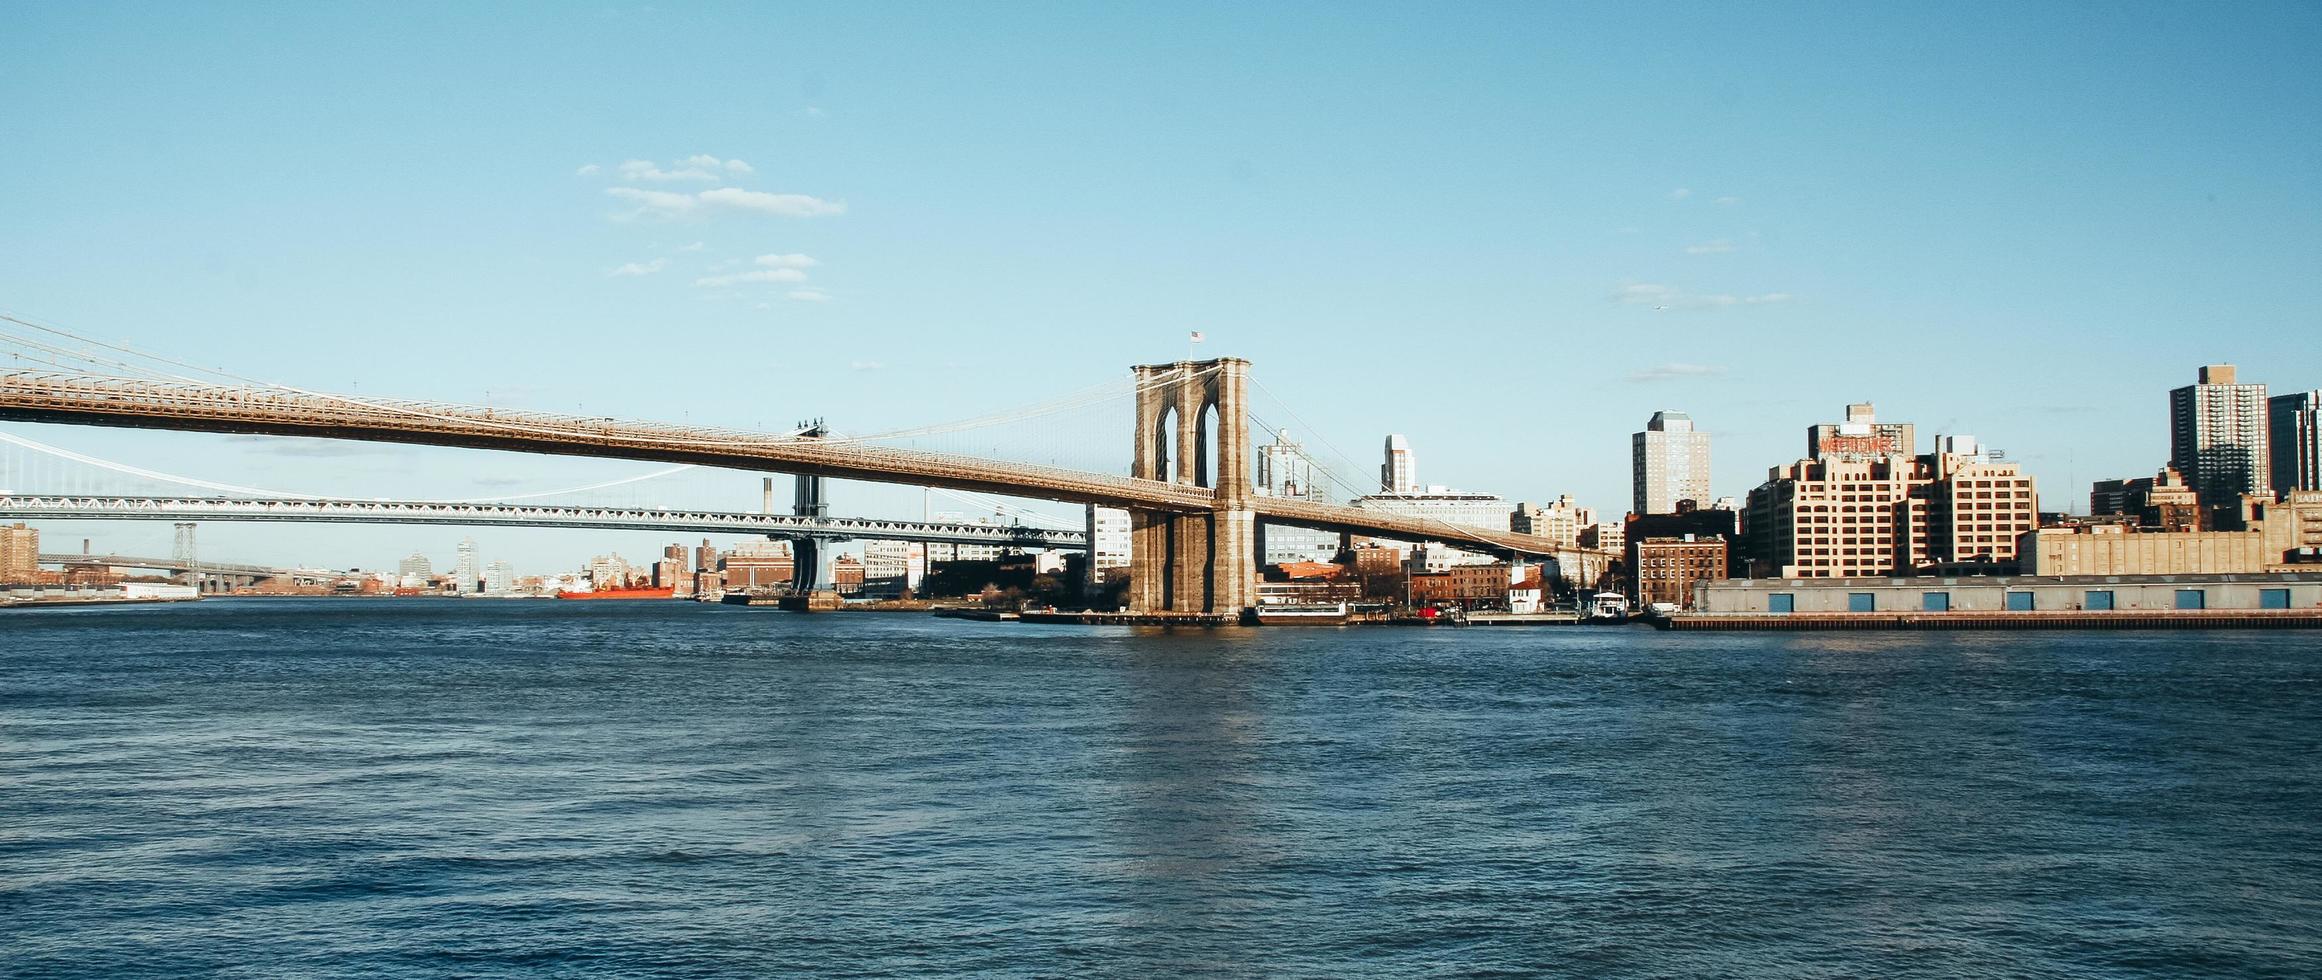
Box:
[5,599,2319,977]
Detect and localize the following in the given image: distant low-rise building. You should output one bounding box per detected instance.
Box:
[2090,466,2202,531]
[1089,506,1133,575]
[1631,536,1730,610]
[1697,573,2322,615]
[2023,490,2322,576]
[1512,495,1592,548]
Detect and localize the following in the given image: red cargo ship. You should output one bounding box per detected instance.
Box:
[554,587,676,600]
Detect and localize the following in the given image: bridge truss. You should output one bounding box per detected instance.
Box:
[0,494,1089,549]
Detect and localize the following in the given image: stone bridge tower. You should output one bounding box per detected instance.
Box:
[1128,357,1256,615]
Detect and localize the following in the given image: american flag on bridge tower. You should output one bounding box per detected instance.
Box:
[1188,330,1204,344]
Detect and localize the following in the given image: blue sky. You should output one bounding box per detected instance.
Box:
[4,2,2319,572]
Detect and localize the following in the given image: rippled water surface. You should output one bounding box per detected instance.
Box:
[5,599,2321,977]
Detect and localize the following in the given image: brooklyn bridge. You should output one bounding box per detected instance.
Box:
[0,357,1593,615]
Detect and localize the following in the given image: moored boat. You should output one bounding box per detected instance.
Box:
[1585,592,1632,624]
[555,586,677,600]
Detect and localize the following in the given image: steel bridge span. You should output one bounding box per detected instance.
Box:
[0,495,1089,549]
[37,551,343,580]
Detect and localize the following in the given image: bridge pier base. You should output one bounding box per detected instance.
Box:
[790,537,836,593]
[1123,507,1256,615]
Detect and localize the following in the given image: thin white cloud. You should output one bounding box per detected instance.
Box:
[804,106,826,119]
[1714,196,1743,207]
[575,163,601,176]
[677,241,706,252]
[607,258,669,277]
[1627,362,1727,383]
[617,158,720,183]
[725,159,754,175]
[693,268,809,287]
[755,253,819,269]
[700,187,846,217]
[787,288,832,303]
[850,359,884,371]
[1683,240,1737,255]
[1613,282,1791,309]
[1667,187,1693,201]
[605,186,698,219]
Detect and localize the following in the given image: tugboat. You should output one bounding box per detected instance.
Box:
[1585,592,1633,624]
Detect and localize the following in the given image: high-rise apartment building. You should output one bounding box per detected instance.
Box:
[452,537,480,594]
[586,553,635,590]
[1632,411,1713,515]
[482,561,515,595]
[2270,389,2322,493]
[1,522,38,582]
[398,552,432,580]
[2170,364,2269,506]
[1380,434,1416,494]
[1807,403,1914,462]
[1258,430,1323,500]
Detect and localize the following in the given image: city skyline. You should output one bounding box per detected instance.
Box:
[10,356,2322,575]
[4,3,2320,569]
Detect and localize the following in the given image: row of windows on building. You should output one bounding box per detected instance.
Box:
[1760,587,2293,613]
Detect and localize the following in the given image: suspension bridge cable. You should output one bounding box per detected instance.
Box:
[4,314,1215,462]
[0,429,321,498]
[1246,407,1539,558]
[0,425,709,505]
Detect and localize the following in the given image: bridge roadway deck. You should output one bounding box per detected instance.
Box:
[0,373,1604,561]
[0,495,1089,548]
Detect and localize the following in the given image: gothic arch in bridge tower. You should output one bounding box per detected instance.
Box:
[1127,358,1255,616]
